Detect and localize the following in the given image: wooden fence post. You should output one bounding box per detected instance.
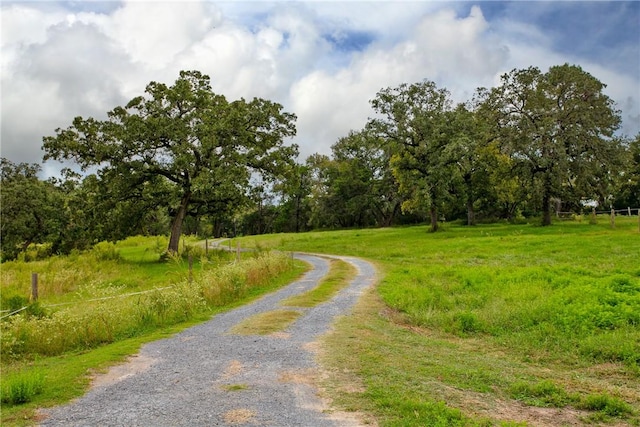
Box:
[205,238,208,256]
[188,254,193,283]
[610,208,615,228]
[628,207,632,216]
[236,241,241,263]
[31,273,38,302]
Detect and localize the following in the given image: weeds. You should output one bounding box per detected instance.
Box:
[0,252,294,359]
[1,369,44,405]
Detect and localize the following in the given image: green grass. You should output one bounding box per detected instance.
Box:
[280,258,356,307]
[0,237,308,426]
[230,309,302,335]
[244,217,640,426]
[222,383,250,392]
[0,236,234,307]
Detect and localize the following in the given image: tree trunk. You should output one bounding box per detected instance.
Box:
[466,198,475,226]
[168,192,191,254]
[295,196,300,233]
[429,205,439,232]
[541,173,552,226]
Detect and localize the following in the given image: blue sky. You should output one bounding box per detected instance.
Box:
[2,1,639,176]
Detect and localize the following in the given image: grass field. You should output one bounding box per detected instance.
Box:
[2,217,638,426]
[242,216,640,426]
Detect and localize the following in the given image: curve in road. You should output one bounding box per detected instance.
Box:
[39,253,377,427]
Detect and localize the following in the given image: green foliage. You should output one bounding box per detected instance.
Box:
[0,159,67,261]
[0,252,294,359]
[477,64,624,225]
[91,241,121,261]
[42,70,298,254]
[576,393,634,418]
[509,380,574,407]
[1,369,44,405]
[369,80,455,232]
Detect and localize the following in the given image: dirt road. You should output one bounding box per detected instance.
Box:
[39,253,377,426]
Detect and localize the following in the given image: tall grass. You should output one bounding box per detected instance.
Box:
[1,251,295,359]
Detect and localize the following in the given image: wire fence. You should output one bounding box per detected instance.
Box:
[556,207,640,217]
[0,285,177,321]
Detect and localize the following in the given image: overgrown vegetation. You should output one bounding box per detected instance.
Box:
[247,217,640,426]
[0,236,305,425]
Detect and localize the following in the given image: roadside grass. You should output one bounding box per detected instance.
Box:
[244,216,640,426]
[0,237,307,426]
[0,236,233,306]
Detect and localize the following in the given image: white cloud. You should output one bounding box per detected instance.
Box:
[290,5,509,159]
[1,1,638,175]
[105,1,220,70]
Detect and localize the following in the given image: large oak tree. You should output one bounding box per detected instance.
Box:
[369,80,456,232]
[477,64,624,225]
[43,71,297,254]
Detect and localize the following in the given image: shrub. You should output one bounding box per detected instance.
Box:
[91,241,121,261]
[1,369,44,405]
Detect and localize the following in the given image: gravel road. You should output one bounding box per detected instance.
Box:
[39,253,377,427]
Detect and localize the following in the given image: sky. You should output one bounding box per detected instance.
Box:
[1,1,639,177]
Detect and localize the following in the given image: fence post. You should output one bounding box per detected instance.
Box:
[610,208,615,228]
[188,254,193,283]
[205,238,208,256]
[31,273,38,302]
[629,207,632,216]
[236,241,241,263]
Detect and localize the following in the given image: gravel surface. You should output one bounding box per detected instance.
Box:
[39,254,377,427]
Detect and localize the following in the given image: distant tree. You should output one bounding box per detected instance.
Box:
[614,133,640,209]
[43,71,298,254]
[0,159,65,260]
[273,163,312,233]
[369,80,455,232]
[441,104,498,226]
[477,64,624,225]
[332,130,402,227]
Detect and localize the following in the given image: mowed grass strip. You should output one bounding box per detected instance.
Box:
[280,258,356,308]
[230,258,356,336]
[230,310,302,335]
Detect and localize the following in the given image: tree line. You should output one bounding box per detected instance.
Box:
[2,65,639,261]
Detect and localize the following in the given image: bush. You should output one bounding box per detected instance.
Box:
[91,241,121,261]
[16,243,53,262]
[1,369,44,405]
